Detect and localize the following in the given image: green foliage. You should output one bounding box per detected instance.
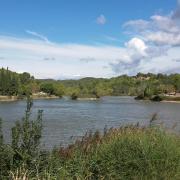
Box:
[70,87,80,100]
[11,97,43,166]
[38,126,180,179]
[53,83,65,97]
[40,82,55,95]
[40,82,65,97]
[0,67,20,96]
[58,73,180,98]
[151,95,163,101]
[0,67,36,96]
[0,97,43,179]
[86,128,180,179]
[0,118,3,145]
[19,72,33,84]
[0,67,180,99]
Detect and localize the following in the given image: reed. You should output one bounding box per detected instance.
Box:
[48,124,180,179]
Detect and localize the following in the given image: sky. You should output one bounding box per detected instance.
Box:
[0,0,180,79]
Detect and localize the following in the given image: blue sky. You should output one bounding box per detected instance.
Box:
[0,0,180,79]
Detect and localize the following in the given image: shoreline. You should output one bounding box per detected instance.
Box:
[161,100,180,103]
[0,96,18,102]
[0,95,60,102]
[32,95,60,100]
[77,97,99,101]
[0,95,180,103]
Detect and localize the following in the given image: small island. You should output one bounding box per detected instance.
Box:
[135,91,180,102]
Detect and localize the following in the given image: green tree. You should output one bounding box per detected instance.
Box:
[54,84,65,97]
[40,83,55,95]
[19,72,33,84]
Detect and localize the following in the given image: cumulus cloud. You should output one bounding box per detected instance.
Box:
[146,31,180,46]
[109,35,179,75]
[96,14,106,25]
[124,8,180,46]
[110,38,148,75]
[125,38,147,56]
[109,0,180,75]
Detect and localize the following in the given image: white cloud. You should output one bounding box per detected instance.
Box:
[0,35,126,78]
[173,1,180,20]
[108,1,180,75]
[123,19,149,31]
[110,38,149,74]
[26,30,51,44]
[125,11,180,46]
[0,30,179,78]
[79,57,96,63]
[104,35,123,43]
[125,38,147,56]
[146,31,180,46]
[96,14,106,25]
[0,35,125,60]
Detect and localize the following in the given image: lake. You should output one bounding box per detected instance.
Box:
[0,96,179,149]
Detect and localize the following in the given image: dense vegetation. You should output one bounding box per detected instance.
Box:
[59,73,180,99]
[0,68,64,97]
[0,99,179,179]
[0,67,180,99]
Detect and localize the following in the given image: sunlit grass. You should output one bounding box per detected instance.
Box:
[42,125,180,179]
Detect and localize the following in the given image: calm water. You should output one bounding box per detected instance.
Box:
[0,96,180,149]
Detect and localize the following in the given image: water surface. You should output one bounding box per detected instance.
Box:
[0,96,179,149]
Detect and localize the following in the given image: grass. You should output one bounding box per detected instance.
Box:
[48,125,179,180]
[9,125,179,179]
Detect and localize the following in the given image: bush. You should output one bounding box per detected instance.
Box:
[87,128,180,179]
[51,126,180,179]
[0,97,43,179]
[151,95,163,101]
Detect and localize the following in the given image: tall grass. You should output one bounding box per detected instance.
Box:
[45,125,179,179]
[3,126,180,179]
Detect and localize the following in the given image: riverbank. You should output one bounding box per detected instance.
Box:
[1,94,180,104]
[0,96,19,101]
[0,95,60,102]
[162,100,180,103]
[135,94,180,103]
[77,97,99,101]
[31,94,60,100]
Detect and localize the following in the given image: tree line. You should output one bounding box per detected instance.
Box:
[0,67,180,99]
